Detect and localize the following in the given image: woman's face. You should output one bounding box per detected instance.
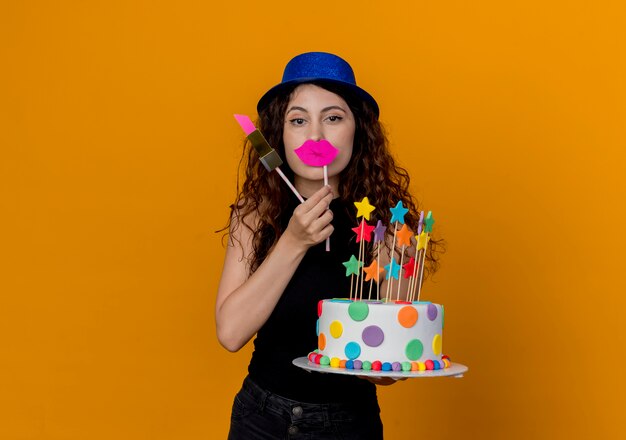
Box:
[283,84,355,197]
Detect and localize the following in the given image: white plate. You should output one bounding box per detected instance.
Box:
[293,357,468,378]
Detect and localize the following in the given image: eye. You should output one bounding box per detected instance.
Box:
[289,118,306,126]
[326,115,343,123]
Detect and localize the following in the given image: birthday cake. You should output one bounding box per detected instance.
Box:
[309,299,449,372]
[307,199,451,372]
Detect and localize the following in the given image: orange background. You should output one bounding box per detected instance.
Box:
[2,1,625,438]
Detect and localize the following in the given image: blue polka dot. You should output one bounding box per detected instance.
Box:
[433,360,440,370]
[345,342,361,360]
[346,360,354,369]
[316,319,319,336]
[382,362,392,371]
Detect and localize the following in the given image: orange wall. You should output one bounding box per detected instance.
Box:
[2,1,625,438]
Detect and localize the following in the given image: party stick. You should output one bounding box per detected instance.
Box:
[234,115,304,203]
[409,211,425,301]
[294,139,339,251]
[359,224,365,300]
[343,255,361,301]
[353,219,374,300]
[403,257,417,302]
[416,211,435,301]
[353,197,376,299]
[416,234,430,301]
[364,260,384,300]
[373,220,386,301]
[386,201,409,301]
[395,224,413,301]
[385,225,397,301]
[376,244,380,300]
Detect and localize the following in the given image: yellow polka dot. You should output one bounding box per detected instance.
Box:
[417,362,426,371]
[432,334,442,356]
[330,357,340,367]
[330,320,343,338]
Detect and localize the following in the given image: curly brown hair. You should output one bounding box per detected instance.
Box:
[224,81,443,276]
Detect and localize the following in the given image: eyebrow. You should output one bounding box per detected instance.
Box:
[286,105,347,114]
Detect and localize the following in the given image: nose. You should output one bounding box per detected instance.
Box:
[309,120,324,142]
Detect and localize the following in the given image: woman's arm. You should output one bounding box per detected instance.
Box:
[215,185,335,352]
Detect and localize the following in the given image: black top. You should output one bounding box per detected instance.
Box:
[248,196,377,403]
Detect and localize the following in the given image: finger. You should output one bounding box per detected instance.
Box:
[306,191,334,221]
[315,224,334,243]
[301,185,333,213]
[310,209,334,232]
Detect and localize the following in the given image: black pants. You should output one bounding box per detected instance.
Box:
[228,376,383,439]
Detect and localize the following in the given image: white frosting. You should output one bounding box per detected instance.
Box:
[317,300,444,364]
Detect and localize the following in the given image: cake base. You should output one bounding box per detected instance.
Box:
[293,357,468,378]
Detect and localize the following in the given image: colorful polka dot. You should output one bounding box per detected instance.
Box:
[339,360,347,368]
[398,306,418,328]
[441,305,445,328]
[353,360,363,370]
[330,298,352,303]
[427,303,438,321]
[362,326,384,347]
[382,362,392,371]
[401,362,411,372]
[346,360,354,369]
[348,301,369,321]
[320,356,330,366]
[432,334,442,355]
[372,361,382,371]
[392,362,402,371]
[318,333,326,350]
[345,342,361,360]
[425,360,434,370]
[317,300,323,317]
[316,319,319,337]
[405,339,424,361]
[362,361,372,371]
[330,320,343,338]
[330,357,340,368]
[417,362,426,371]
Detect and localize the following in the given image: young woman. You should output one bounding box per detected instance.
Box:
[217,52,440,439]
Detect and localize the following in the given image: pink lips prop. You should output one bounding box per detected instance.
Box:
[293,139,339,167]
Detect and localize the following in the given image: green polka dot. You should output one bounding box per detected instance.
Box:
[401,362,412,371]
[348,301,369,321]
[405,339,424,361]
[320,356,330,366]
[362,361,372,371]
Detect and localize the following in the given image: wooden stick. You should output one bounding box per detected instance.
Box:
[396,245,405,301]
[416,239,429,301]
[359,222,365,300]
[385,221,398,301]
[323,166,330,252]
[275,167,304,203]
[376,243,381,300]
[409,249,421,302]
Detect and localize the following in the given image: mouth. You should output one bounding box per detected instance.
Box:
[293,139,339,167]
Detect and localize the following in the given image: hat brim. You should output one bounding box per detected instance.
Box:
[256,78,380,118]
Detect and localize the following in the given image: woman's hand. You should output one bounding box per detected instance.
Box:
[282,185,335,250]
